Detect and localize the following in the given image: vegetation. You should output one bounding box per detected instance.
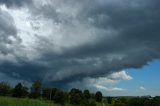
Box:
[12,82,28,97]
[0,96,56,106]
[103,96,160,106]
[30,80,42,99]
[0,81,160,106]
[0,82,11,96]
[95,91,102,102]
[0,81,101,106]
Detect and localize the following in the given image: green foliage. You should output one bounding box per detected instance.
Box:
[0,96,55,106]
[30,81,42,99]
[90,93,95,99]
[119,97,127,104]
[126,96,160,106]
[151,96,160,106]
[83,89,91,99]
[96,102,103,106]
[42,87,66,105]
[1,81,160,106]
[50,88,58,100]
[113,103,126,106]
[68,88,97,106]
[0,82,11,96]
[12,82,28,98]
[69,88,84,105]
[53,89,65,105]
[42,87,52,100]
[95,91,102,102]
[88,99,96,106]
[107,97,113,104]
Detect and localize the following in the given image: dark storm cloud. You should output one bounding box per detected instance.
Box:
[0,0,33,8]
[0,0,160,88]
[40,0,160,84]
[0,61,47,81]
[0,9,20,56]
[35,0,160,80]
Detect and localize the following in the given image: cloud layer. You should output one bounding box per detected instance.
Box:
[0,0,160,89]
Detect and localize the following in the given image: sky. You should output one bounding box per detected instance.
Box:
[0,0,160,96]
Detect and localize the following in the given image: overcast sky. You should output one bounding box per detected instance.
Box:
[0,0,160,96]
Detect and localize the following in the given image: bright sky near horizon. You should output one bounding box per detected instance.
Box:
[0,0,160,96]
[102,60,160,96]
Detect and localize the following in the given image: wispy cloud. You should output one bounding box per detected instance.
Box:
[140,86,147,91]
[95,84,126,92]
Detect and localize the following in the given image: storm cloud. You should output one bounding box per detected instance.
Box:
[0,0,160,89]
[0,0,33,8]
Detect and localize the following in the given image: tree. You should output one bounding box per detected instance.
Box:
[30,81,42,99]
[107,96,113,104]
[83,89,90,99]
[69,88,84,105]
[53,90,65,105]
[42,87,52,100]
[50,88,58,100]
[0,82,11,96]
[119,97,127,104]
[95,91,102,102]
[12,82,28,98]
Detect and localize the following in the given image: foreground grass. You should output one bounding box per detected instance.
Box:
[0,96,107,106]
[0,96,58,106]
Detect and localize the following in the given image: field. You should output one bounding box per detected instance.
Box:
[0,96,58,106]
[0,96,106,106]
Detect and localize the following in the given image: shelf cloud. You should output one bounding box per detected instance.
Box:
[0,0,160,89]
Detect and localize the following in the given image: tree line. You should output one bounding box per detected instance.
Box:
[104,96,160,106]
[1,81,160,106]
[0,81,102,106]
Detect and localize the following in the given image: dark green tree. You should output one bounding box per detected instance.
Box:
[95,91,102,102]
[30,81,42,99]
[119,97,127,104]
[53,90,65,105]
[12,82,28,98]
[83,89,91,99]
[42,87,52,100]
[69,88,84,105]
[0,82,11,96]
[50,88,58,100]
[107,96,112,104]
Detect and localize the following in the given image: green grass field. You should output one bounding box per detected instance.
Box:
[0,96,108,106]
[0,96,58,106]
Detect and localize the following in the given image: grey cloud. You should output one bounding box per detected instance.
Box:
[0,0,33,8]
[0,8,21,81]
[0,9,20,56]
[0,0,160,89]
[34,0,160,84]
